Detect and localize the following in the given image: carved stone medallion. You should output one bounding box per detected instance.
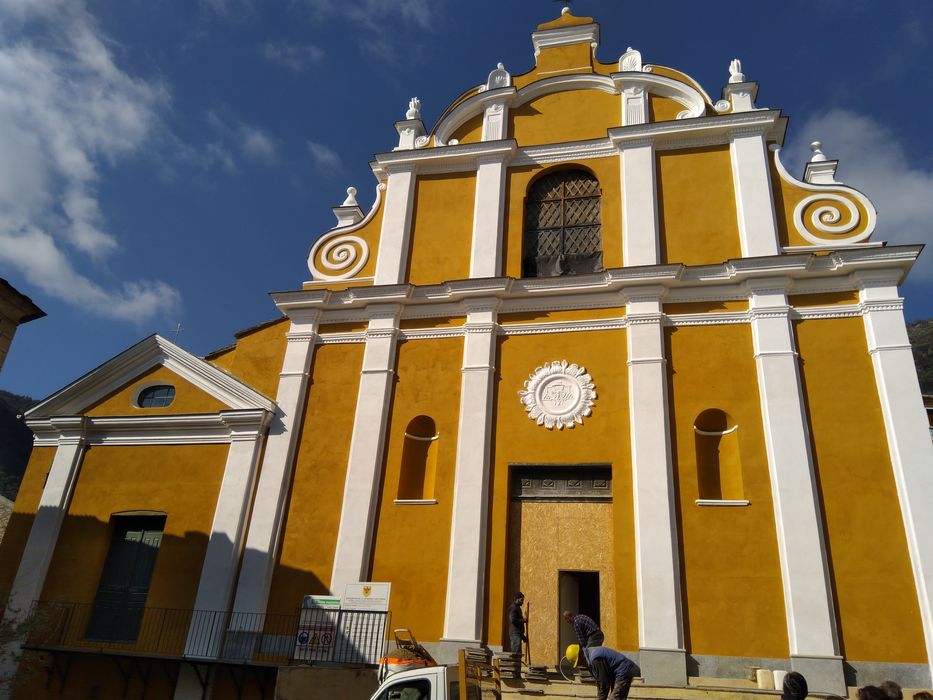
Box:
[518,360,596,430]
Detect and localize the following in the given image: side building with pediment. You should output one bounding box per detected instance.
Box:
[2,9,932,699]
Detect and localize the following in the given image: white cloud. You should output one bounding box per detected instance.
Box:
[0,226,180,322]
[787,109,933,288]
[0,0,181,321]
[306,140,342,170]
[290,0,441,61]
[206,109,278,165]
[262,40,324,71]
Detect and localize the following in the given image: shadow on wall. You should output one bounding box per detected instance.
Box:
[1,509,330,700]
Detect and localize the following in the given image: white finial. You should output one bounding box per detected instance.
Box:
[497,62,504,70]
[406,97,421,120]
[342,186,358,207]
[728,58,745,83]
[561,6,570,14]
[809,141,827,162]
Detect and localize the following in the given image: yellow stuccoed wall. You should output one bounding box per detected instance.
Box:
[85,364,227,416]
[648,94,685,122]
[267,343,365,611]
[450,112,483,145]
[657,146,742,266]
[0,447,55,604]
[407,173,475,285]
[503,159,622,277]
[369,337,463,641]
[667,323,788,659]
[487,330,637,663]
[796,317,927,663]
[509,89,619,147]
[40,443,229,612]
[213,318,288,400]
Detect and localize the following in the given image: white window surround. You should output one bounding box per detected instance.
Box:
[131,381,176,409]
[693,425,738,436]
[695,499,750,507]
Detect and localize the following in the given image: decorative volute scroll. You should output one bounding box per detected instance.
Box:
[519,360,596,430]
[619,47,642,72]
[308,183,386,281]
[481,62,511,92]
[771,145,877,246]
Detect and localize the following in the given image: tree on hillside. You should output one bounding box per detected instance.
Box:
[0,391,36,501]
[908,319,933,396]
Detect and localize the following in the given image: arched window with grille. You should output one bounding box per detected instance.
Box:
[523,169,603,278]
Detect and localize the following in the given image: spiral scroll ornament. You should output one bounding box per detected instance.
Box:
[311,235,369,280]
[793,193,872,246]
[307,183,384,281]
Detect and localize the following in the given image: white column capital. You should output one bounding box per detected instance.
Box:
[219,409,273,441]
[745,277,792,299]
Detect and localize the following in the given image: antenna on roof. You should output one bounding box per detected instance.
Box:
[171,323,184,343]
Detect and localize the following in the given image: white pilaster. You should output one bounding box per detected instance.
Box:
[857,272,933,685]
[469,156,509,278]
[4,417,86,621]
[625,288,685,685]
[619,139,659,266]
[330,304,402,595]
[730,130,780,258]
[186,409,272,657]
[374,167,417,286]
[442,300,499,644]
[231,310,321,617]
[747,280,843,695]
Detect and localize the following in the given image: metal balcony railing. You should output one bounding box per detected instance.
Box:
[23,601,390,667]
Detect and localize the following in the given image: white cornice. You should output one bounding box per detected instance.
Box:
[609,110,787,151]
[531,22,600,57]
[372,140,517,176]
[28,409,272,447]
[271,247,920,319]
[26,335,277,420]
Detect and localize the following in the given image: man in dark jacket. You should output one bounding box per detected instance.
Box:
[584,645,635,700]
[563,610,604,648]
[507,592,526,655]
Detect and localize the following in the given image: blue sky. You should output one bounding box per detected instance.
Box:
[1,0,932,399]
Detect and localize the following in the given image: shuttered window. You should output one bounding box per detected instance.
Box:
[523,170,603,278]
[85,515,165,643]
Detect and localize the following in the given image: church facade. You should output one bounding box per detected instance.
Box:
[2,10,932,699]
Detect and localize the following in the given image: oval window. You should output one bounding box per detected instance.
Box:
[137,385,176,408]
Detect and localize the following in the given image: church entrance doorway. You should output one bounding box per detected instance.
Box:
[558,570,600,657]
[507,464,614,666]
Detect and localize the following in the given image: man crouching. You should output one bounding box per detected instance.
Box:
[568,644,635,700]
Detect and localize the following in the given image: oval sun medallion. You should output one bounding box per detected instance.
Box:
[518,360,596,430]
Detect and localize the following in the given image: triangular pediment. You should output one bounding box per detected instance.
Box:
[26,334,276,419]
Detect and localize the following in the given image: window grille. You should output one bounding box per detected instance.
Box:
[523,170,603,278]
[137,384,175,408]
